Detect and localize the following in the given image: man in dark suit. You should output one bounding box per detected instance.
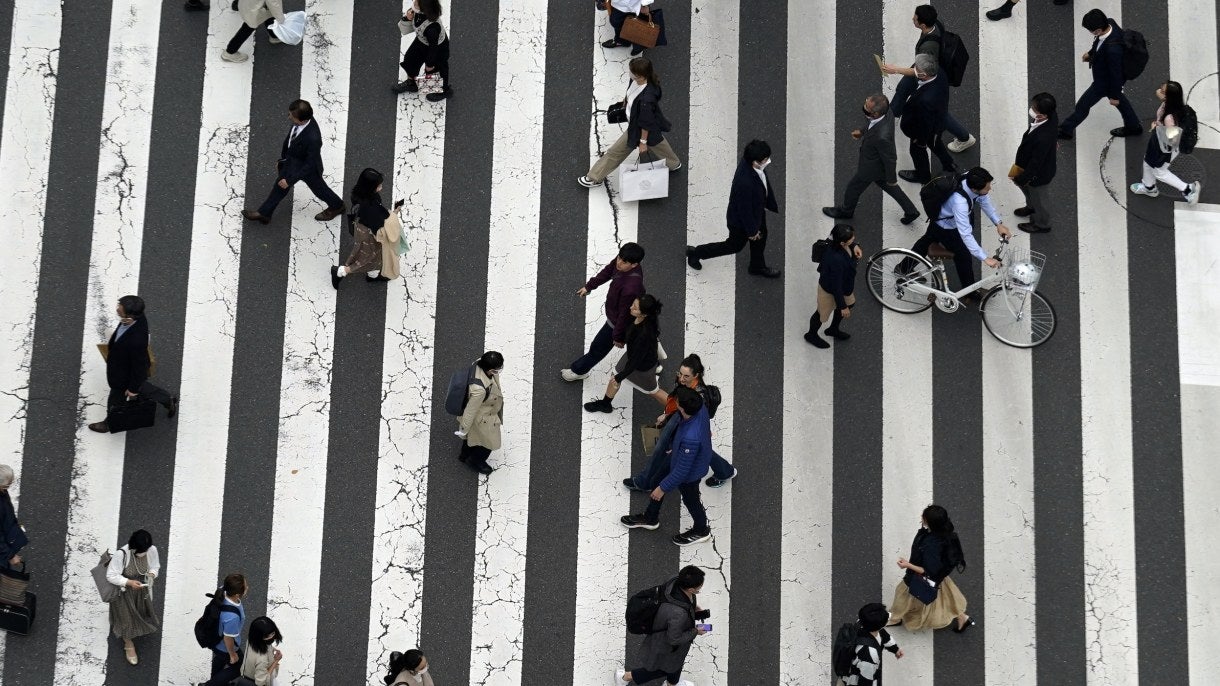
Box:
[1057,9,1141,139]
[242,99,346,224]
[897,54,956,185]
[686,139,781,278]
[1011,93,1059,233]
[823,94,921,225]
[88,296,178,433]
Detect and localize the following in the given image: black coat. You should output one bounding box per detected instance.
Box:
[725,158,779,237]
[856,113,900,184]
[818,244,860,309]
[106,317,151,394]
[1013,115,1058,187]
[1089,21,1129,100]
[277,118,326,184]
[0,492,25,563]
[899,74,949,144]
[626,83,671,148]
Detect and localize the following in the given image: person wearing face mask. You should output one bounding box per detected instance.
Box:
[823,94,920,225]
[1057,9,1143,140]
[457,351,505,475]
[896,54,956,185]
[806,224,863,349]
[385,648,434,686]
[1129,80,1202,205]
[1009,93,1059,234]
[106,529,161,666]
[331,168,404,288]
[238,616,284,686]
[88,295,178,433]
[579,57,681,188]
[393,0,452,102]
[686,139,781,278]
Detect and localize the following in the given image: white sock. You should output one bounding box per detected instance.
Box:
[367,269,380,278]
[337,266,347,277]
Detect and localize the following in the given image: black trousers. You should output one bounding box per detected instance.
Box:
[257,170,344,218]
[459,441,492,469]
[691,222,768,271]
[401,40,450,88]
[842,173,919,215]
[204,649,242,686]
[1060,80,1140,132]
[107,382,173,413]
[225,18,272,54]
[912,224,977,289]
[908,136,955,183]
[628,667,683,685]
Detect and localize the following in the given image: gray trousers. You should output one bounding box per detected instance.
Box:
[842,173,919,215]
[587,132,681,183]
[1020,183,1053,229]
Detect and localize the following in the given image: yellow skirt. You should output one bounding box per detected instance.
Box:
[889,575,968,631]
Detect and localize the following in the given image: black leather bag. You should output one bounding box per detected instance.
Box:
[106,397,157,433]
[606,101,628,124]
[0,591,35,635]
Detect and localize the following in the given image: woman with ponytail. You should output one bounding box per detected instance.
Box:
[384,649,433,686]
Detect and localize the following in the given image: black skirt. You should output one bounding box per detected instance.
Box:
[1144,131,1171,168]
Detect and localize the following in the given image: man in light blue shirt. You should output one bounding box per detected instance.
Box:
[911,167,1012,294]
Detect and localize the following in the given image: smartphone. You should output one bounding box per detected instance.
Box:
[698,624,712,633]
[394,199,405,210]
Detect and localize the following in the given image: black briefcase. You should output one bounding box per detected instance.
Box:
[0,592,36,635]
[107,397,157,433]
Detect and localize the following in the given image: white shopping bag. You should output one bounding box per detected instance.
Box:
[619,158,670,202]
[269,11,307,46]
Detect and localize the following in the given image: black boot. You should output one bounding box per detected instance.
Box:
[584,396,614,413]
[825,310,851,340]
[804,313,830,349]
[986,0,1015,21]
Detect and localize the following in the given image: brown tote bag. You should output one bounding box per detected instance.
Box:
[620,15,661,48]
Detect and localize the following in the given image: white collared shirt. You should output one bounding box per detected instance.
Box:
[287,122,305,147]
[1028,117,1049,132]
[867,116,883,130]
[611,0,653,13]
[754,166,768,193]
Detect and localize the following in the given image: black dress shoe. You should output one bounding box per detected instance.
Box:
[392,79,419,94]
[330,266,342,290]
[1018,222,1051,234]
[685,246,702,270]
[1110,126,1142,137]
[241,209,270,224]
[601,38,629,48]
[475,463,494,475]
[953,617,977,633]
[986,2,1014,21]
[822,206,853,219]
[898,170,927,184]
[747,267,782,278]
[88,422,109,433]
[900,211,921,225]
[1013,206,1034,217]
[803,332,830,349]
[1057,129,1074,140]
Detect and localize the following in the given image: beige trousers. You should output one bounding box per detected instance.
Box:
[587,132,681,183]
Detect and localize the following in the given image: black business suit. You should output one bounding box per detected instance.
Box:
[900,73,955,183]
[256,118,344,217]
[103,317,173,413]
[1013,114,1058,229]
[690,158,779,271]
[1059,20,1140,134]
[840,113,919,216]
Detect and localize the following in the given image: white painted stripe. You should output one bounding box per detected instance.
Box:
[1169,0,1218,124]
[679,1,738,684]
[466,2,546,684]
[0,0,63,506]
[50,1,160,682]
[779,0,836,682]
[880,0,934,682]
[156,4,255,683]
[975,7,1038,685]
[1073,3,1139,683]
[262,3,351,683]
[1176,205,1220,681]
[570,12,639,684]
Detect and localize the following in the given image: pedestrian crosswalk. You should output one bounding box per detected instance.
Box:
[1,0,1218,685]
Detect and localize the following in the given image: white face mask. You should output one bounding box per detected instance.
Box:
[416,667,429,676]
[1028,107,1040,121]
[756,159,771,171]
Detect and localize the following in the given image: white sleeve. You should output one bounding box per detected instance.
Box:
[106,548,128,589]
[148,546,160,576]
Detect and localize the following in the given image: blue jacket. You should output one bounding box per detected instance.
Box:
[726,158,779,237]
[1089,21,1128,101]
[659,406,712,492]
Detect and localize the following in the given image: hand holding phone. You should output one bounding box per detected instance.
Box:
[697,624,712,634]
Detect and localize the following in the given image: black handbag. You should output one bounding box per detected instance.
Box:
[606,101,628,124]
[903,569,939,604]
[106,396,157,433]
[0,591,35,635]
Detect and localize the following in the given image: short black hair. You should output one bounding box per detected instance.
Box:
[289,98,313,121]
[1030,92,1056,117]
[914,4,938,27]
[859,602,890,632]
[1082,9,1108,32]
[618,242,645,265]
[223,573,247,597]
[673,385,703,416]
[118,295,145,318]
[830,223,855,244]
[477,351,504,373]
[127,529,153,554]
[743,139,771,164]
[965,167,993,192]
[676,565,705,590]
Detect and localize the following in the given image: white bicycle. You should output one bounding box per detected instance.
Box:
[865,237,1057,348]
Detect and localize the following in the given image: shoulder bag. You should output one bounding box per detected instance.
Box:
[91,550,123,603]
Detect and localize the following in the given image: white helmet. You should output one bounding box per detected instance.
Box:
[1008,260,1041,288]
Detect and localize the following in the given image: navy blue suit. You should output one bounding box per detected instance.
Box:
[900,74,955,182]
[257,118,343,217]
[1060,21,1140,133]
[691,158,779,271]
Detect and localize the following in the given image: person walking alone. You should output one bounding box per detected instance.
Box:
[241,99,346,225]
[686,139,781,278]
[822,94,920,225]
[886,504,975,633]
[1129,80,1202,204]
[106,529,160,666]
[1057,9,1142,140]
[562,242,646,382]
[393,0,452,102]
[579,57,682,188]
[584,295,667,413]
[220,0,285,63]
[331,168,404,287]
[806,224,862,349]
[457,351,504,476]
[88,295,178,433]
[615,565,707,686]
[0,466,26,572]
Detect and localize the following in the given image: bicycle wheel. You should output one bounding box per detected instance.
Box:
[866,248,941,314]
[980,287,1057,347]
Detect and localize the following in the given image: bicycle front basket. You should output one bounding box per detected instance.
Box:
[1003,248,1046,292]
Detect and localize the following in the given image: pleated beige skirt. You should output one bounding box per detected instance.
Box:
[888,575,968,631]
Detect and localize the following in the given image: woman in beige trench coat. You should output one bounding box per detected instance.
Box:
[222,0,287,63]
[457,351,504,475]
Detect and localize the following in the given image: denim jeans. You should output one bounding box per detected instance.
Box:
[633,417,734,489]
[570,322,615,376]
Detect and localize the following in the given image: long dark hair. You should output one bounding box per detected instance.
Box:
[417,0,442,21]
[247,616,282,655]
[384,650,425,685]
[351,168,384,208]
[922,504,967,573]
[635,294,662,337]
[629,57,659,87]
[1162,80,1186,122]
[680,353,705,382]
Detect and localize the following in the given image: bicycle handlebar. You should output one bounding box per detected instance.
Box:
[991,236,1011,262]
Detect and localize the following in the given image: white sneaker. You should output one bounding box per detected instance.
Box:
[220,49,249,63]
[1130,182,1159,198]
[1185,181,1202,205]
[578,175,601,188]
[947,134,977,153]
[268,35,282,45]
[561,368,589,382]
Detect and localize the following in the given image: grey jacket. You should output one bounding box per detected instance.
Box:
[638,580,698,673]
[856,112,900,184]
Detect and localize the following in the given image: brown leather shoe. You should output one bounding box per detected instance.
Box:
[315,203,346,222]
[88,422,109,433]
[241,209,270,224]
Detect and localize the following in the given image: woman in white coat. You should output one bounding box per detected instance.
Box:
[222,0,287,63]
[106,529,161,666]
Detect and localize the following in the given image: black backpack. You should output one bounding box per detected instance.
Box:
[625,581,671,635]
[811,235,833,263]
[193,589,239,650]
[1177,105,1199,154]
[920,24,970,87]
[919,174,969,224]
[702,384,722,419]
[1119,29,1149,81]
[832,621,863,677]
[443,364,486,416]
